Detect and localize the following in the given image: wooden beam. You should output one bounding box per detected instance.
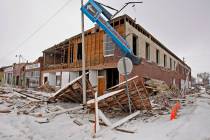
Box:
[96,111,140,137]
[43,106,83,118]
[87,89,125,104]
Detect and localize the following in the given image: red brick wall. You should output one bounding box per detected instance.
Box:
[123,58,190,89]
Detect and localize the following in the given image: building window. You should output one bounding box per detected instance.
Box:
[156,49,160,64]
[132,35,138,55]
[164,54,167,67]
[77,43,82,60]
[145,42,150,60]
[103,34,115,56]
[170,58,172,69]
[173,60,176,70]
[70,46,74,63]
[56,75,61,86]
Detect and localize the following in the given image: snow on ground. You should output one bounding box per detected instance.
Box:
[1,92,210,140]
[101,94,210,140]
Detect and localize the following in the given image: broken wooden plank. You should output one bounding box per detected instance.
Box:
[96,111,140,137]
[98,109,112,126]
[42,105,83,117]
[73,119,83,126]
[35,117,49,124]
[0,108,11,113]
[13,90,42,101]
[89,120,135,134]
[87,89,125,104]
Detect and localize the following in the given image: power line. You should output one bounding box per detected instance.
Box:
[0,0,74,62]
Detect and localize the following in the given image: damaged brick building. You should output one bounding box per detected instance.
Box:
[42,14,191,91]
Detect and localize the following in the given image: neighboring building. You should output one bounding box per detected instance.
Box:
[3,66,14,86]
[13,63,26,87]
[42,14,191,90]
[0,67,4,85]
[25,57,43,88]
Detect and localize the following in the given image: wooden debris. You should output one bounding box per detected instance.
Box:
[37,82,56,93]
[49,73,95,103]
[0,107,11,113]
[89,120,135,133]
[42,106,84,118]
[13,89,42,101]
[73,119,83,126]
[35,117,49,123]
[96,111,140,136]
[88,76,152,112]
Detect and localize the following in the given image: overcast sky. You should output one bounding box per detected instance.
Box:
[0,0,209,76]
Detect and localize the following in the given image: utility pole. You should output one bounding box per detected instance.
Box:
[81,0,86,104]
[16,54,22,64]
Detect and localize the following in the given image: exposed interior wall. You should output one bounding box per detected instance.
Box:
[49,73,56,86]
[69,72,79,82]
[61,72,69,88]
[89,70,98,87]
[43,72,56,86]
[43,73,49,85]
[56,72,61,87]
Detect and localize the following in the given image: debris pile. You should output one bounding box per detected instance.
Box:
[37,81,56,93]
[87,76,152,113]
[49,74,95,103]
[143,78,184,114]
[145,78,170,95]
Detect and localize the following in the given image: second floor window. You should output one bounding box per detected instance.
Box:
[156,49,160,64]
[145,43,150,60]
[70,46,74,63]
[77,43,82,60]
[164,54,167,67]
[103,34,115,56]
[170,58,172,69]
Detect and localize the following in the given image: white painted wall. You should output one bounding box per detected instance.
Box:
[69,72,79,82]
[56,72,61,76]
[49,72,56,86]
[89,70,98,87]
[42,73,49,85]
[61,72,69,88]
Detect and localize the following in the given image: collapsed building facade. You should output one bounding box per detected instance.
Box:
[42,14,191,92]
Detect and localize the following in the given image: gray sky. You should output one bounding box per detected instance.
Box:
[0,0,209,77]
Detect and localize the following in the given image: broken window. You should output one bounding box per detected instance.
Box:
[156,49,160,64]
[70,46,74,63]
[164,54,167,67]
[106,68,119,89]
[77,43,82,60]
[103,34,115,56]
[145,42,150,60]
[132,35,138,55]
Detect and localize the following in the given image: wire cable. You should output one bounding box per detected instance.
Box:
[0,0,74,63]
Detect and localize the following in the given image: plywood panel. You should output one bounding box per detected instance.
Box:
[98,76,105,96]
